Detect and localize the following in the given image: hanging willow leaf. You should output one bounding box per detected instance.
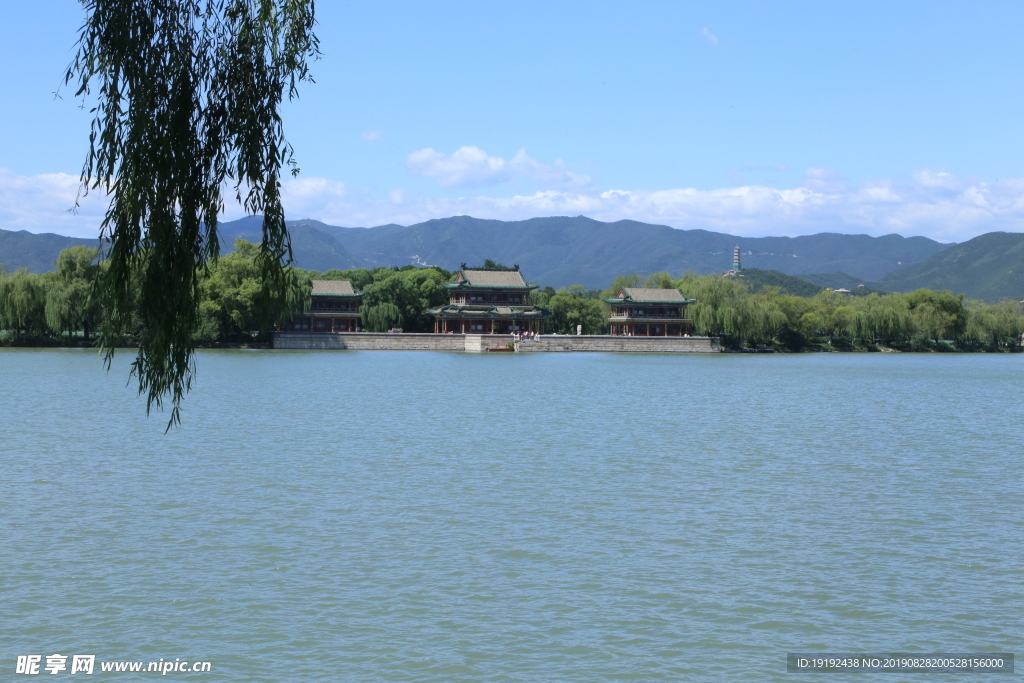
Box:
[67,0,319,428]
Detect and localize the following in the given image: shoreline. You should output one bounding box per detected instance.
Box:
[2,333,1020,354]
[272,331,723,353]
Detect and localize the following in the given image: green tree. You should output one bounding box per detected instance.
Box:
[856,293,912,346]
[677,273,749,341]
[481,259,514,270]
[644,272,675,289]
[358,267,450,332]
[0,269,48,338]
[361,303,404,332]
[68,0,318,426]
[736,291,792,348]
[44,246,101,340]
[761,289,815,349]
[530,286,557,309]
[547,288,607,334]
[529,289,550,308]
[906,289,967,342]
[964,299,1024,349]
[198,239,306,343]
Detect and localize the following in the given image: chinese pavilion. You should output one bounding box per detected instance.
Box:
[284,280,362,332]
[430,267,549,334]
[604,287,696,336]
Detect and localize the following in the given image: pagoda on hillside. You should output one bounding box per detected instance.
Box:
[725,245,743,276]
[430,266,549,334]
[604,287,696,336]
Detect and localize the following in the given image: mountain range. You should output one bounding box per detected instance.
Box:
[4,215,1024,300]
[215,215,948,286]
[790,232,1024,302]
[877,232,1024,301]
[0,229,96,273]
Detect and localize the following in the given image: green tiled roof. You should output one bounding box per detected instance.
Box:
[311,280,360,296]
[604,287,696,305]
[444,268,536,290]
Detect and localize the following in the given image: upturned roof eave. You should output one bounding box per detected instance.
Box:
[604,297,697,305]
[444,282,538,290]
[608,316,693,322]
[428,306,550,318]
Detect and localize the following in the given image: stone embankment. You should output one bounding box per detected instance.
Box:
[274,332,721,353]
[516,335,721,353]
[274,332,466,351]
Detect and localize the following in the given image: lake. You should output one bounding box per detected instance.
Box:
[2,349,1021,681]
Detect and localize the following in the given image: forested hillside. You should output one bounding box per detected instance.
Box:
[3,216,951,287]
[878,232,1024,301]
[296,216,948,287]
[0,229,96,273]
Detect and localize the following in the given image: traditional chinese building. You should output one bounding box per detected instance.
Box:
[725,244,743,276]
[284,279,362,332]
[604,287,696,336]
[430,267,549,334]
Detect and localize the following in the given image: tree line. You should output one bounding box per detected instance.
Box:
[1,241,300,347]
[603,272,1024,351]
[3,242,1022,351]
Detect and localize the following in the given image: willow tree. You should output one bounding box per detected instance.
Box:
[68,0,318,427]
[361,303,404,333]
[45,246,101,340]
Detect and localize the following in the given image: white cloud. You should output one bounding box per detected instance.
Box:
[700,27,719,46]
[0,167,108,239]
[406,146,594,190]
[7,166,1024,244]
[507,149,594,190]
[360,131,381,142]
[275,169,1024,242]
[855,183,902,204]
[913,169,963,190]
[407,146,509,187]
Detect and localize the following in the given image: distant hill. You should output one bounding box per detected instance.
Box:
[877,232,1024,301]
[796,272,888,296]
[0,229,97,273]
[219,216,363,271]
[733,268,823,297]
[798,272,880,290]
[3,215,952,290]
[274,215,947,288]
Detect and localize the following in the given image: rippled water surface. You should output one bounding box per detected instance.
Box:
[2,349,1022,681]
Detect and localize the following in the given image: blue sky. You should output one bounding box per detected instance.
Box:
[3,1,1024,241]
